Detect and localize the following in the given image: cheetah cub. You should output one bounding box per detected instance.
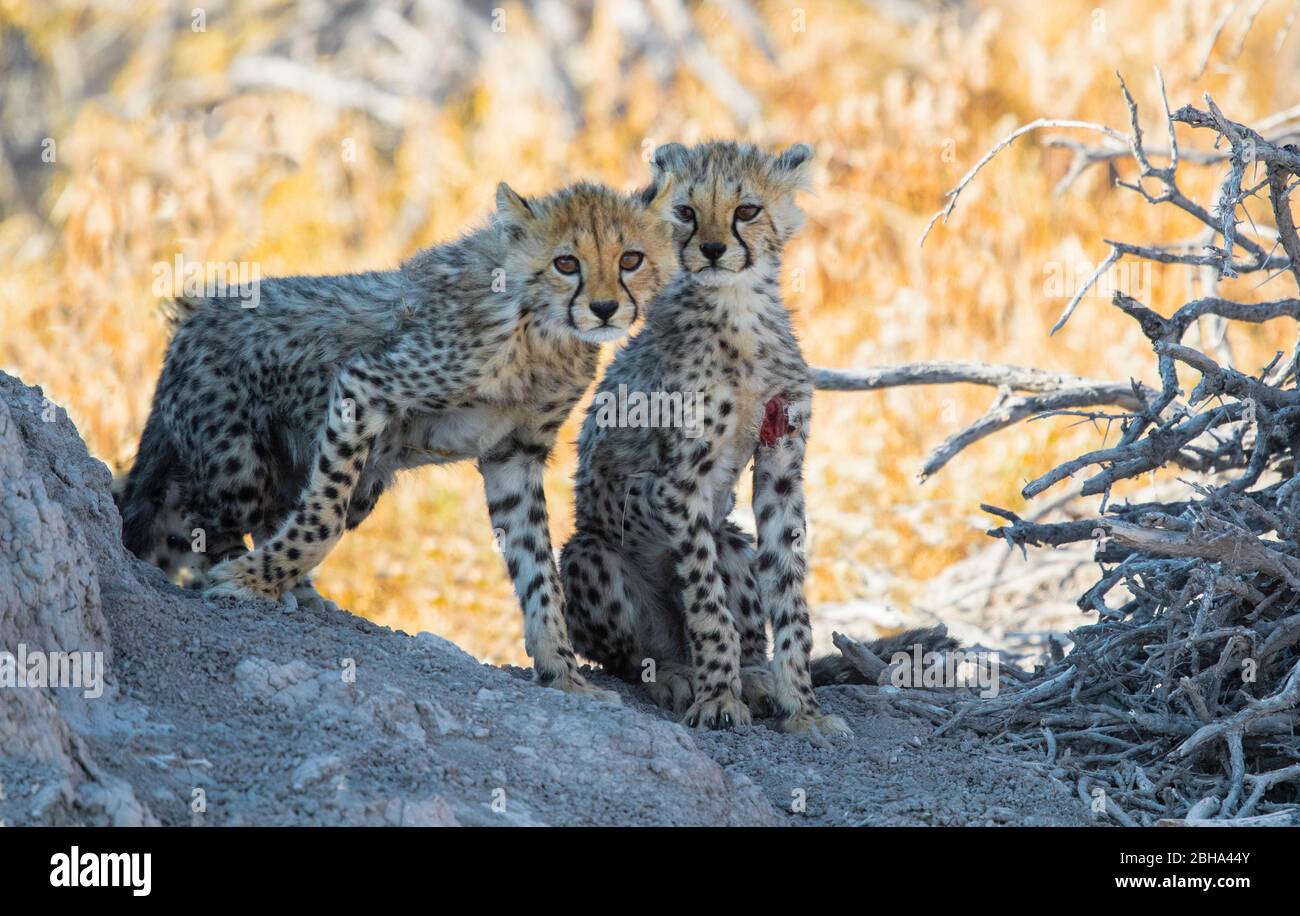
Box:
[118,181,675,702]
[560,141,851,738]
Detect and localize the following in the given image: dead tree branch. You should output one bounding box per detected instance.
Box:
[816,74,1300,823]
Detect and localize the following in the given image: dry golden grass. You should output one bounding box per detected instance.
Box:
[2,0,1297,664]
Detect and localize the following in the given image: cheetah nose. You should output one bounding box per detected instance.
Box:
[590,300,618,321]
[700,241,726,263]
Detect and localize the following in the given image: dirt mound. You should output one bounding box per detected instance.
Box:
[0,371,1088,826]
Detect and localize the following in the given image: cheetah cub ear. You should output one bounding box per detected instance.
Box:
[496,180,538,237]
[773,143,815,191]
[650,142,690,177]
[637,172,676,214]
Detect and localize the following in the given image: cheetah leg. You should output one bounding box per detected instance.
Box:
[560,530,697,710]
[481,440,619,705]
[656,475,749,730]
[559,531,638,676]
[250,511,341,614]
[137,482,212,587]
[752,397,852,739]
[173,521,245,590]
[131,474,246,588]
[204,366,391,604]
[717,522,776,718]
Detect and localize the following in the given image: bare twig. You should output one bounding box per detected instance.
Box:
[900,86,1300,821]
[919,118,1128,246]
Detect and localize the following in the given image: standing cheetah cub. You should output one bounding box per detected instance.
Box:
[118,181,675,701]
[560,141,851,738]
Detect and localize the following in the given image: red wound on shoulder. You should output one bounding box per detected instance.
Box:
[759,395,789,447]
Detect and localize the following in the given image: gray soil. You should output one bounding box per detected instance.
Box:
[0,371,1089,826]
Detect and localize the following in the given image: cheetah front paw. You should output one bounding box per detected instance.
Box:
[740,664,776,718]
[644,664,694,714]
[289,579,341,614]
[682,691,751,730]
[777,709,854,741]
[203,558,280,604]
[540,666,622,705]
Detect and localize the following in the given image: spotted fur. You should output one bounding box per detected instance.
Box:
[559,141,851,737]
[117,180,675,701]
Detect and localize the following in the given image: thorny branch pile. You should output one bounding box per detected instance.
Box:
[817,72,1300,826]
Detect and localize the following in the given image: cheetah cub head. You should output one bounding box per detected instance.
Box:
[647,140,813,287]
[495,180,676,344]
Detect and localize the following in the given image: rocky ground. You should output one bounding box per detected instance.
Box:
[0,371,1090,826]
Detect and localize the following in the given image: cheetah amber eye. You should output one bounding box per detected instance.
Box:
[674,205,696,222]
[735,204,762,221]
[553,255,580,275]
[619,251,644,271]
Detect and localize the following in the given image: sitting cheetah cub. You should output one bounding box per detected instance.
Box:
[560,141,851,738]
[118,181,674,701]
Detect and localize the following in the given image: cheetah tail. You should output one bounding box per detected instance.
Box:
[115,409,179,559]
[810,625,960,686]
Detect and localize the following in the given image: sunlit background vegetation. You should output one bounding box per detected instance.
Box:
[3,0,1298,663]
